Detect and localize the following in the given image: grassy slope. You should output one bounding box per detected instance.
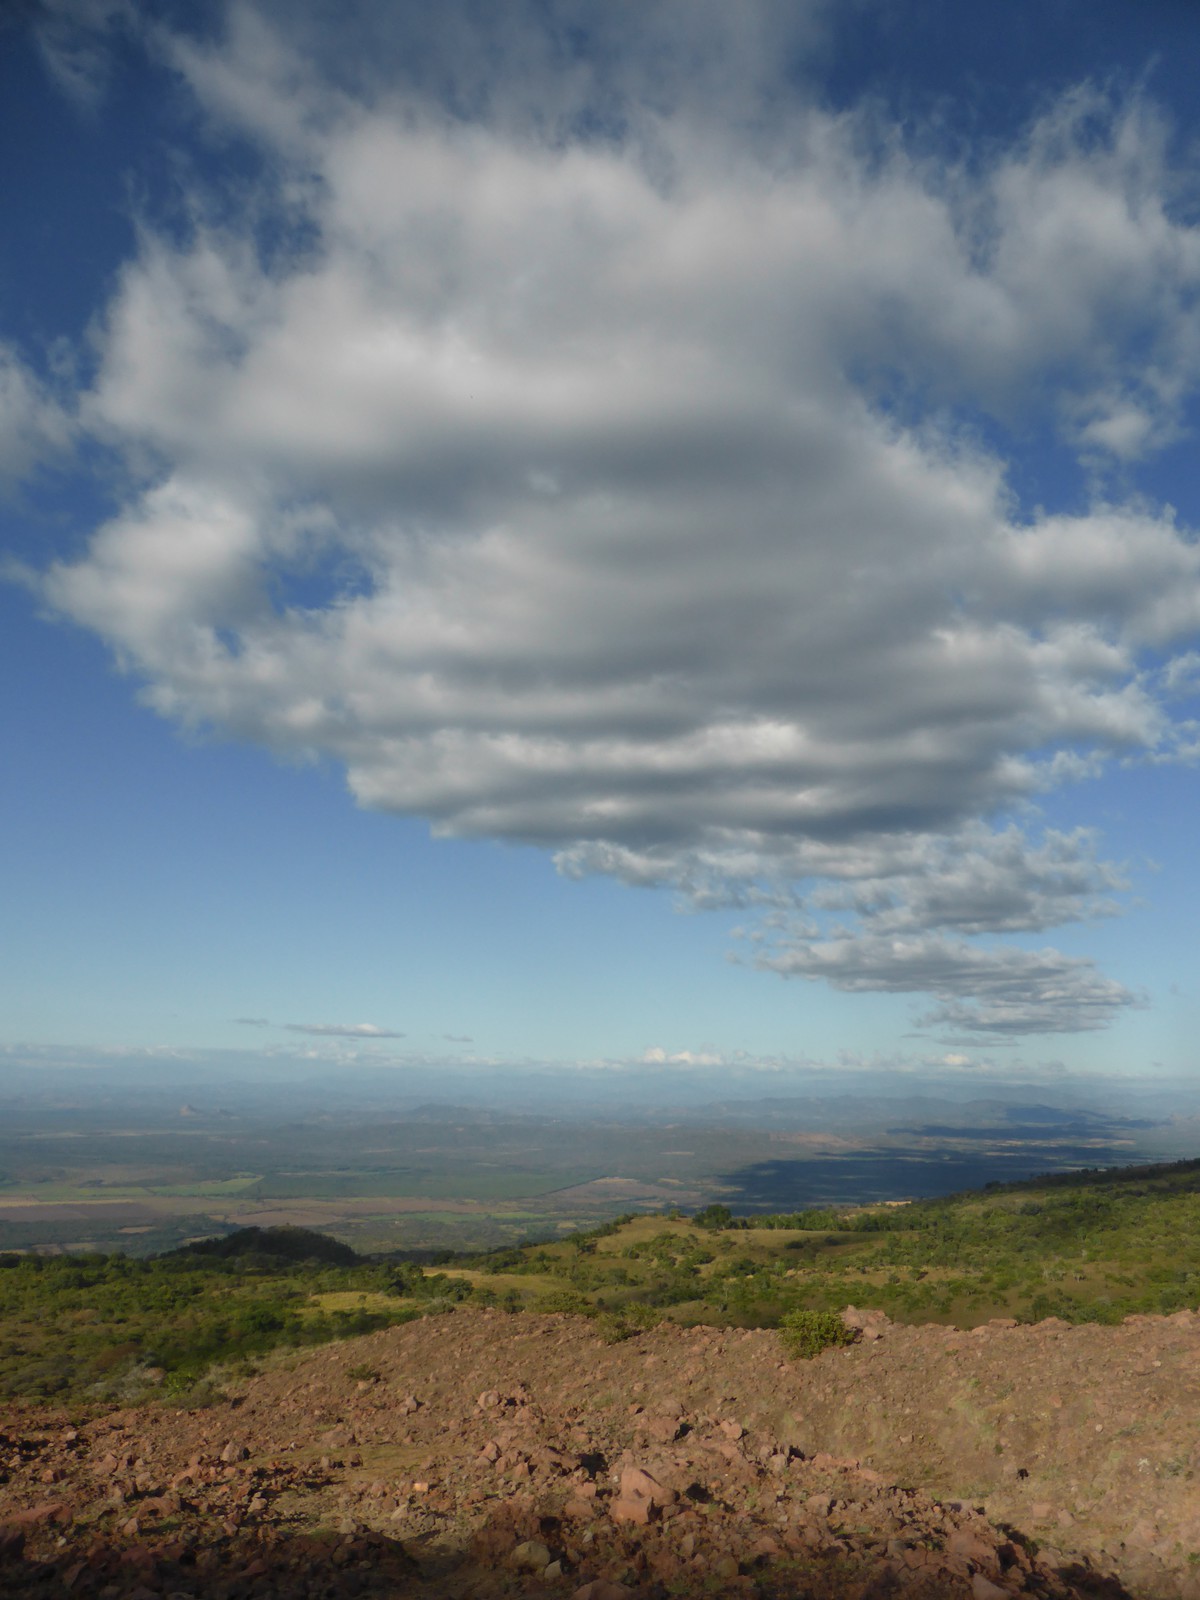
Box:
[3,1157,1199,1405]
[410,1157,1200,1330]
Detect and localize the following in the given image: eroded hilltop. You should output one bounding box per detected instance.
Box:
[3,1305,1199,1599]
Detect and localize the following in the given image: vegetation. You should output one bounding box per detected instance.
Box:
[5,1159,1200,1403]
[779,1309,859,1359]
[0,1227,465,1402]
[455,1158,1200,1331]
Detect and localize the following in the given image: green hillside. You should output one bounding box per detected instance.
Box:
[3,1158,1199,1405]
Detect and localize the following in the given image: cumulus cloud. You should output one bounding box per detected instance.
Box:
[284,1021,405,1039]
[36,1,1200,1035]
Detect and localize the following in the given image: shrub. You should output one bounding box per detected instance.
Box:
[595,1313,634,1344]
[595,1303,661,1343]
[529,1289,597,1316]
[779,1309,858,1360]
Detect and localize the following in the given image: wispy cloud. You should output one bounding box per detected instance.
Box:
[0,341,72,486]
[31,0,133,111]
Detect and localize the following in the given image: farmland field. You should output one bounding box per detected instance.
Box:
[2,1061,1198,1254]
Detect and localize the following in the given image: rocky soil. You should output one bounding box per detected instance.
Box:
[2,1305,1198,1599]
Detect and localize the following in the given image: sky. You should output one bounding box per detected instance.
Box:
[4,0,1200,1085]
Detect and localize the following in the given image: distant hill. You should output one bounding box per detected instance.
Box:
[170,1225,359,1266]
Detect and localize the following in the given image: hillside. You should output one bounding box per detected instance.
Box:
[450,1158,1200,1331]
[4,1163,1200,1596]
[4,1304,1199,1597]
[7,1159,1200,1408]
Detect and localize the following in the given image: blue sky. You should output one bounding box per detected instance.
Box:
[4,0,1200,1084]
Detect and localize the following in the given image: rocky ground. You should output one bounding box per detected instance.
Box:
[2,1304,1198,1599]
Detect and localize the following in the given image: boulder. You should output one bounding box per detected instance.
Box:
[609,1495,653,1526]
[511,1538,552,1572]
[618,1466,676,1507]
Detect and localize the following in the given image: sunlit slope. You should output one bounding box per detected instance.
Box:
[3,1158,1200,1402]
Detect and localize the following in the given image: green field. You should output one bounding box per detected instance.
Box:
[242,1167,602,1201]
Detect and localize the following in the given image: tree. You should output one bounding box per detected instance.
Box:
[694,1204,734,1230]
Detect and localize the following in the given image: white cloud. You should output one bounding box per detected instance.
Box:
[0,343,71,487]
[1163,652,1200,698]
[643,1047,726,1067]
[36,3,1200,1035]
[284,1021,405,1039]
[756,929,1137,1037]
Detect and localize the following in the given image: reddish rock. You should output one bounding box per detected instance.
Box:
[6,1500,72,1529]
[609,1494,653,1526]
[948,1527,999,1571]
[971,1575,1010,1600]
[841,1306,892,1341]
[618,1466,676,1507]
[642,1413,682,1443]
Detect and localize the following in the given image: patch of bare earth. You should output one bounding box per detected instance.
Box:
[2,1306,1197,1597]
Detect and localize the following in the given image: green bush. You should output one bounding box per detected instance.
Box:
[529,1289,597,1316]
[694,1204,735,1230]
[779,1309,858,1359]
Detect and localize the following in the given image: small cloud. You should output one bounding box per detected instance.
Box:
[1075,400,1156,461]
[235,1016,269,1027]
[443,1033,473,1043]
[284,1022,405,1039]
[642,1047,725,1067]
[32,0,134,111]
[1163,653,1200,698]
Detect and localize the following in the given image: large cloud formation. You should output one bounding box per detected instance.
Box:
[32,1,1200,1034]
